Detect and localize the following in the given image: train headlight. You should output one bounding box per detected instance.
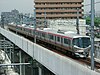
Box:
[74,45,79,48]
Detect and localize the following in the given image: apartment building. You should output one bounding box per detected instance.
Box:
[34,0,84,19]
[1,9,20,24]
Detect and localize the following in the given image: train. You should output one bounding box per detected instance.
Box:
[8,24,91,58]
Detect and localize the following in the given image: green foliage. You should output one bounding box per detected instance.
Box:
[86,17,100,27]
[95,34,100,38]
[86,17,91,25]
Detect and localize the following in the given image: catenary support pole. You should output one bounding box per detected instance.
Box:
[91,0,95,70]
[44,3,47,28]
[19,50,22,75]
[39,67,42,75]
[34,8,36,43]
[76,8,80,34]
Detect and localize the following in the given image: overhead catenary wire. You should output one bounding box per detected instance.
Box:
[84,1,100,6]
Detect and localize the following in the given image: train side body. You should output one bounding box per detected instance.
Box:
[8,25,91,58]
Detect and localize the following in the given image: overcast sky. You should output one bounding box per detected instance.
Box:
[84,0,100,13]
[0,0,100,14]
[0,0,34,14]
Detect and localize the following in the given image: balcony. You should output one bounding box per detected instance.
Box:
[35,0,83,3]
[35,4,83,8]
[36,9,83,13]
[36,14,83,18]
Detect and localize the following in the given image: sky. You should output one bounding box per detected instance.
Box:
[84,0,100,13]
[0,0,100,15]
[0,0,34,14]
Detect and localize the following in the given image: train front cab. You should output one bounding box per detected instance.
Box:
[72,37,91,58]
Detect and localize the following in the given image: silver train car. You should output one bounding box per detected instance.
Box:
[8,25,91,58]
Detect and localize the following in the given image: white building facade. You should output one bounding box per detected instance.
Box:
[48,19,87,35]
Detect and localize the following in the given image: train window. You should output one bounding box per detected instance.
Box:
[44,33,47,38]
[49,34,54,40]
[26,29,29,32]
[39,32,42,36]
[55,36,56,41]
[23,28,25,31]
[35,31,37,35]
[24,29,26,32]
[18,27,22,30]
[33,30,35,35]
[25,29,27,32]
[29,30,31,33]
[37,32,39,35]
[38,32,40,36]
[64,38,70,45]
[73,37,90,48]
[42,33,45,37]
[61,37,63,43]
[57,36,60,42]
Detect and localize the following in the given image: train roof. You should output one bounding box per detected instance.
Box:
[37,28,90,39]
[11,24,90,39]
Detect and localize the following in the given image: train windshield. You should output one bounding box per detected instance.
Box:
[73,37,90,48]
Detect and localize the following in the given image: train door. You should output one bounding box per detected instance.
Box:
[41,32,45,40]
[45,32,48,41]
[49,34,54,42]
[56,36,61,45]
[63,38,71,51]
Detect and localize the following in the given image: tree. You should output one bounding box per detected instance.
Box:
[86,17,100,27]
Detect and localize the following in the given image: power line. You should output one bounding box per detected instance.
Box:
[84,1,100,6]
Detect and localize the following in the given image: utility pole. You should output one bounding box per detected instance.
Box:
[34,8,36,43]
[19,50,22,75]
[91,0,95,70]
[76,8,80,34]
[44,3,47,28]
[20,13,23,25]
